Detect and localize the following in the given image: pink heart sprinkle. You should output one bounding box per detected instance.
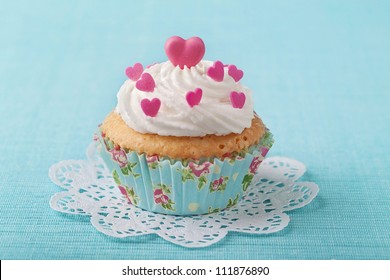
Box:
[141,98,161,117]
[125,63,144,81]
[165,36,205,69]
[228,65,244,82]
[207,61,224,82]
[230,91,246,109]
[136,73,155,92]
[186,88,203,108]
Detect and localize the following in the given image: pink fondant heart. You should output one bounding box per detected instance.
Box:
[125,63,144,81]
[164,36,205,69]
[207,61,224,82]
[186,88,203,108]
[228,64,244,82]
[136,73,155,92]
[141,98,161,117]
[230,91,246,109]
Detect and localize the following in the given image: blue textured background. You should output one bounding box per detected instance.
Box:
[1,0,389,259]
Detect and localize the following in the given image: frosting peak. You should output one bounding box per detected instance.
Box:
[116,60,254,137]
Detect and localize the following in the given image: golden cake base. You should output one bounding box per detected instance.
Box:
[101,111,266,160]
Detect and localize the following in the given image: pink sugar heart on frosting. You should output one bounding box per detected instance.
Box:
[227,65,244,82]
[165,36,205,69]
[136,73,155,92]
[186,88,203,108]
[230,91,246,109]
[141,98,161,117]
[207,61,224,82]
[125,63,144,81]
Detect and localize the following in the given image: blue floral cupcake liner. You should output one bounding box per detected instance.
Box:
[95,128,274,215]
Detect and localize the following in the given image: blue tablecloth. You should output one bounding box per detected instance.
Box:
[1,0,389,259]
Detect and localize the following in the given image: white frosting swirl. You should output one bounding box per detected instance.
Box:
[115,60,254,137]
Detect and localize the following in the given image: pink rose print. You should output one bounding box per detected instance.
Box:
[221,152,232,160]
[117,185,139,205]
[146,155,159,164]
[222,152,240,164]
[154,188,169,205]
[118,185,132,204]
[109,147,128,168]
[260,147,269,157]
[209,176,228,192]
[153,184,175,210]
[188,162,211,177]
[181,162,211,190]
[146,154,160,169]
[249,156,262,174]
[211,177,224,191]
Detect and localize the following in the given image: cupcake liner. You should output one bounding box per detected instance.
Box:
[96,128,274,215]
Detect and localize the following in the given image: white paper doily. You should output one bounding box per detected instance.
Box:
[49,143,319,248]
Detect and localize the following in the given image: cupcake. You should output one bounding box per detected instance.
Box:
[96,36,274,215]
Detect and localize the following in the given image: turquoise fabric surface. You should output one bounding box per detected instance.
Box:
[1,0,389,259]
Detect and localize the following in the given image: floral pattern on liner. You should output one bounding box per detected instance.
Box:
[209,176,229,193]
[207,193,240,214]
[153,184,175,211]
[179,161,211,190]
[97,128,274,215]
[242,131,273,192]
[49,143,319,248]
[102,133,141,178]
[113,170,140,205]
[146,155,159,169]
